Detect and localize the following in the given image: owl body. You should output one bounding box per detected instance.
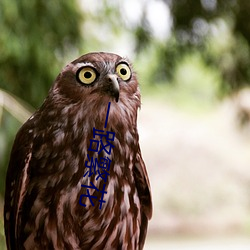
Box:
[4,52,152,249]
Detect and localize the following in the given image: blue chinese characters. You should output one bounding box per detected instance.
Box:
[79,102,115,209]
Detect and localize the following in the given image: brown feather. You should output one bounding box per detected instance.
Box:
[4,52,152,250]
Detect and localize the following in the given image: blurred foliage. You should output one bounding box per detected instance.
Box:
[137,0,250,95]
[136,45,221,112]
[0,199,5,250]
[0,0,82,108]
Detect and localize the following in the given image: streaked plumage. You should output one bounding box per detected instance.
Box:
[4,52,152,249]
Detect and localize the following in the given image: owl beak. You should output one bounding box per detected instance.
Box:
[107,74,119,102]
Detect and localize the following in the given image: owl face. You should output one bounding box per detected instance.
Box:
[52,52,140,106]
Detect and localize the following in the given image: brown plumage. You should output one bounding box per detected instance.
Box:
[4,52,152,249]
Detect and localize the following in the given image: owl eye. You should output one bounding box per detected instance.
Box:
[77,67,97,85]
[116,63,131,81]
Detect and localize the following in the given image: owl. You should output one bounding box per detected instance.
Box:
[4,52,152,249]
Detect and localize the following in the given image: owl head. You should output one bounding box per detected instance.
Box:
[50,52,141,108]
[39,52,142,136]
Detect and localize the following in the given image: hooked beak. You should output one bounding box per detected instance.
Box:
[107,74,119,102]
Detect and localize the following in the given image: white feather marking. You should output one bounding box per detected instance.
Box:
[28,115,34,120]
[15,149,32,238]
[56,191,69,228]
[72,62,95,73]
[113,164,122,176]
[123,185,131,213]
[53,131,65,146]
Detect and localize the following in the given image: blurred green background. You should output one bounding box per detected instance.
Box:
[1,0,250,249]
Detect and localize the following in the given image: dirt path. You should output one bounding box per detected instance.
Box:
[145,237,250,250]
[138,99,250,236]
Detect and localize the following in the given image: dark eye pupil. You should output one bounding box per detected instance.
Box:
[120,68,127,75]
[84,72,92,78]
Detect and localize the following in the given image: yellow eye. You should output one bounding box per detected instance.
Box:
[116,63,131,81]
[77,67,97,85]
